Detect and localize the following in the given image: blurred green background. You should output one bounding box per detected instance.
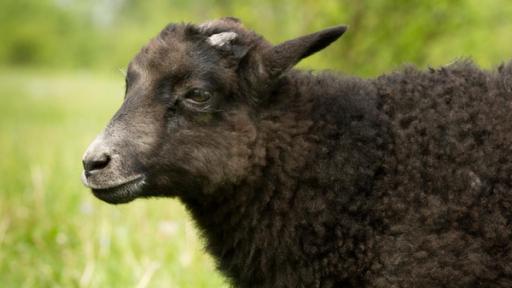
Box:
[1,0,511,287]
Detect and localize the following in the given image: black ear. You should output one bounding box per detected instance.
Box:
[265,25,347,76]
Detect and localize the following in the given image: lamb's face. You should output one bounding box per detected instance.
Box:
[82,20,264,204]
[81,18,346,204]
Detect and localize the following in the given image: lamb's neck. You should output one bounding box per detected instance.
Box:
[182,116,320,285]
[182,70,385,286]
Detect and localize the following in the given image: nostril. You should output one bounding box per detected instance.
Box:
[83,153,111,174]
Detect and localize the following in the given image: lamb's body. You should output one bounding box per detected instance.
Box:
[186,62,512,287]
[82,18,512,288]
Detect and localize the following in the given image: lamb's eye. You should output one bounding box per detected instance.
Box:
[185,89,212,104]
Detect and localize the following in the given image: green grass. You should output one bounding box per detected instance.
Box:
[0,70,227,288]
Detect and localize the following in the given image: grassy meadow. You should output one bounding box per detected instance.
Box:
[0,70,227,287]
[1,0,512,287]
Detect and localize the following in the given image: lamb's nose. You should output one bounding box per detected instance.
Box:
[82,133,112,177]
[83,152,111,176]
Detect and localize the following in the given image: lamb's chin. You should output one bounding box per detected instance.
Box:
[91,177,146,204]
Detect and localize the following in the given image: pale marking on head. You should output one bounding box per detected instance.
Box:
[207,32,238,47]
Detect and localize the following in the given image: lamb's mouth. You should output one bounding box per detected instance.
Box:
[84,175,146,204]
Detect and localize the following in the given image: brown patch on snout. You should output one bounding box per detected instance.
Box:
[82,86,165,203]
[81,125,152,203]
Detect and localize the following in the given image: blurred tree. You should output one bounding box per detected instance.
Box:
[0,0,510,75]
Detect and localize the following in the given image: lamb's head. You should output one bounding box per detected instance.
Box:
[81,17,346,204]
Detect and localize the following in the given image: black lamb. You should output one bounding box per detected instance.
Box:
[81,17,512,287]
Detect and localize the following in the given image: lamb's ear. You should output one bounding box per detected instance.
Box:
[264,25,347,76]
[206,31,250,60]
